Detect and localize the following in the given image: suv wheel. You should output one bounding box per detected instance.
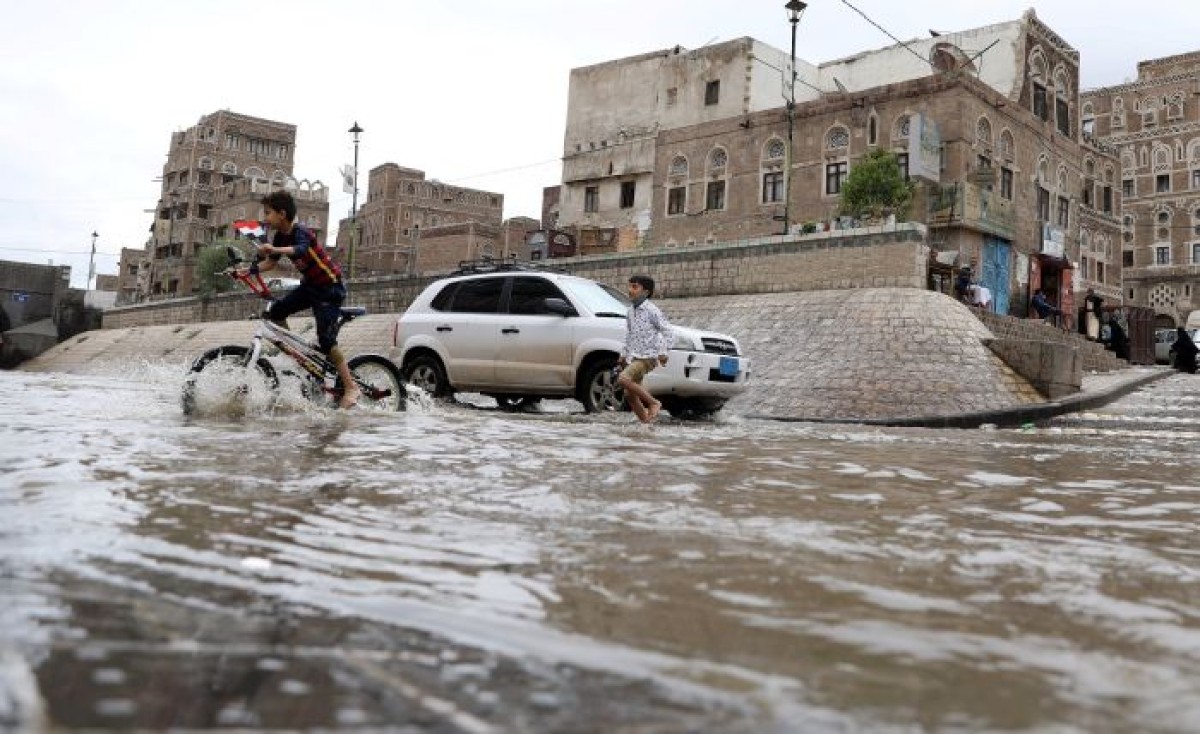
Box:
[580,359,627,413]
[405,353,453,398]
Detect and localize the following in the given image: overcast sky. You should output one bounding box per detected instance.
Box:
[3,1,1198,288]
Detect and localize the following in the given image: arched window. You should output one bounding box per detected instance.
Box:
[1142,97,1160,127]
[221,161,237,175]
[1029,48,1049,120]
[666,155,689,216]
[893,114,911,140]
[1153,145,1171,172]
[761,139,786,204]
[1169,93,1185,120]
[198,156,214,170]
[999,129,1014,160]
[705,148,728,211]
[976,116,992,146]
[868,113,878,145]
[1052,67,1071,135]
[825,126,850,195]
[1112,97,1125,129]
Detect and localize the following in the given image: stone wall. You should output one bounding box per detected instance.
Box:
[101,225,930,330]
[974,310,1129,372]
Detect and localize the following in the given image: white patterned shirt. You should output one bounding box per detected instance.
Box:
[623,299,674,360]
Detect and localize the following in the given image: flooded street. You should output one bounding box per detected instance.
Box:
[1,365,1198,732]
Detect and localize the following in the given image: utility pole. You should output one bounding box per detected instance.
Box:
[783,1,808,236]
[88,231,98,290]
[348,121,363,280]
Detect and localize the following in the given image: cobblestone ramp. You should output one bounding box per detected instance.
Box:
[21,288,1044,422]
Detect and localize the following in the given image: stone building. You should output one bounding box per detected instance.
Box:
[113,247,147,305]
[333,163,504,276]
[559,38,796,255]
[560,10,1120,318]
[130,110,329,300]
[1082,51,1200,328]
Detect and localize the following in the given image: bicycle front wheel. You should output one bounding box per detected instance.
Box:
[182,345,279,416]
[345,354,406,411]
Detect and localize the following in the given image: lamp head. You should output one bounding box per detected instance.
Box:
[348,121,364,137]
[785,0,807,23]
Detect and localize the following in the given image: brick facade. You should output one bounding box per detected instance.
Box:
[1082,51,1200,328]
[120,110,330,303]
[333,163,504,277]
[557,11,1120,321]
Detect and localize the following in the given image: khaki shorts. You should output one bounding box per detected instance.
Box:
[620,357,657,383]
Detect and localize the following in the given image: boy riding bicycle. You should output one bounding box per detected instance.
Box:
[244,190,360,408]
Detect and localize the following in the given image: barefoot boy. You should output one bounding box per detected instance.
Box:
[617,275,674,423]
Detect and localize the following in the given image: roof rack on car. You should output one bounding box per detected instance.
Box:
[447,255,566,276]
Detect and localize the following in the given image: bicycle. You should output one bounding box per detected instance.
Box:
[181,246,406,415]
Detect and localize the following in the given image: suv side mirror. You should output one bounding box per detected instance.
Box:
[544,297,577,317]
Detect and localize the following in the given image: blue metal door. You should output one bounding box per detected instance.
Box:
[981,237,1012,315]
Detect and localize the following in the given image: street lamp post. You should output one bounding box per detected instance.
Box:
[88,231,98,290]
[348,121,363,280]
[783,0,807,236]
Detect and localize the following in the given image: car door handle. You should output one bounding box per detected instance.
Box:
[501,328,520,334]
[436,326,453,332]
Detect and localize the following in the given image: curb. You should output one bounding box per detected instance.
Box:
[749,368,1174,429]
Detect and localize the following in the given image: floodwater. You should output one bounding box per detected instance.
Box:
[1,364,1198,733]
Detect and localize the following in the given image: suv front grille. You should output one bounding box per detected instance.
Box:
[701,337,738,356]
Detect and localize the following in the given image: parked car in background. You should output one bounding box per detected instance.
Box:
[266,277,301,292]
[1155,328,1200,365]
[1155,329,1176,364]
[391,263,751,417]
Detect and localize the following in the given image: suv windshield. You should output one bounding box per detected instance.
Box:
[561,279,630,318]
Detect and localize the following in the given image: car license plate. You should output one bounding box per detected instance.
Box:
[719,356,740,376]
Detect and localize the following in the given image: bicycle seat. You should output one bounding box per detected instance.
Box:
[340,306,368,319]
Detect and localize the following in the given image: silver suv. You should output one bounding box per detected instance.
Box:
[390,266,751,417]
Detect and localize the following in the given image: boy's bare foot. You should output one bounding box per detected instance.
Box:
[339,385,361,409]
[646,401,661,421]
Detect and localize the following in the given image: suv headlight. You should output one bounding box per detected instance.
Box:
[672,333,701,351]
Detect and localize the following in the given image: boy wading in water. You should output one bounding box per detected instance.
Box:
[617,275,674,423]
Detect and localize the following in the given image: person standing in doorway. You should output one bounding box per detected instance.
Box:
[617,274,674,423]
[1084,288,1104,341]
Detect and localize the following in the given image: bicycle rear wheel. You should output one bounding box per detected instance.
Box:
[182,345,279,416]
[345,354,406,411]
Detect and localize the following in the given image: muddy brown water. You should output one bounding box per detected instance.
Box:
[1,365,1197,732]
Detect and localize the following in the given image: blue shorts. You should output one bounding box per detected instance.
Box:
[267,282,347,353]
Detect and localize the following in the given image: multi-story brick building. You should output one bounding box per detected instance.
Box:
[1083,51,1200,328]
[560,10,1120,318]
[113,247,147,305]
[333,163,504,276]
[128,110,329,301]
